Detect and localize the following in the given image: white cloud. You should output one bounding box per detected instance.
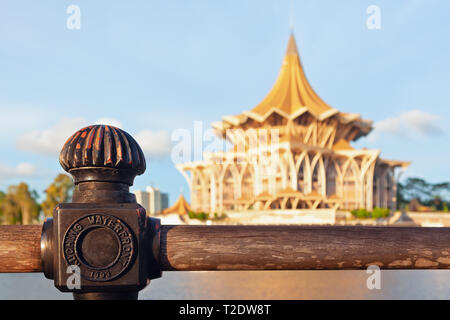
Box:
[16,117,170,158]
[94,118,123,128]
[15,163,36,175]
[17,118,87,156]
[368,110,444,142]
[135,130,172,157]
[16,117,123,156]
[0,162,37,179]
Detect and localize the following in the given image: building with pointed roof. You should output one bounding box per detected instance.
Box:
[177,34,409,215]
[161,194,192,215]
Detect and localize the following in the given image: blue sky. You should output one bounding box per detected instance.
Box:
[0,0,449,205]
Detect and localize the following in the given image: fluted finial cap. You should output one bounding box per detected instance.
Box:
[59,125,146,185]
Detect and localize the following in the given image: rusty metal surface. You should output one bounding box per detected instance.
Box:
[39,124,160,300]
[59,125,146,185]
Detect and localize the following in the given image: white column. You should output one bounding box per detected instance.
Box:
[210,173,216,213]
[319,155,326,196]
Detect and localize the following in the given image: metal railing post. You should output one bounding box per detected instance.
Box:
[39,125,161,300]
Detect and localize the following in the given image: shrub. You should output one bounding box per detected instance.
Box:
[351,208,371,219]
[188,211,209,220]
[351,208,389,219]
[198,212,209,220]
[372,207,390,219]
[213,212,227,220]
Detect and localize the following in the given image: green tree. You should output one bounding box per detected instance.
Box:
[396,182,407,209]
[401,178,432,203]
[397,177,450,210]
[41,174,74,217]
[0,190,20,224]
[15,183,40,224]
[0,183,40,224]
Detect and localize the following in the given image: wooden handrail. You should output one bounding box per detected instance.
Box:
[1,225,450,273]
[0,225,42,272]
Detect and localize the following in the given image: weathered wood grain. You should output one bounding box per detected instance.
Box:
[1,225,450,273]
[160,226,450,270]
[0,225,42,272]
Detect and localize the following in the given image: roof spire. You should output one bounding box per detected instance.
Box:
[286,33,298,55]
[247,33,338,120]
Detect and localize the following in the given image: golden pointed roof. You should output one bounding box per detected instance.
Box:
[161,194,192,215]
[247,34,338,121]
[211,33,373,141]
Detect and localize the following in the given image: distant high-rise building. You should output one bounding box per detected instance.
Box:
[133,186,169,216]
[134,190,150,212]
[160,193,169,212]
